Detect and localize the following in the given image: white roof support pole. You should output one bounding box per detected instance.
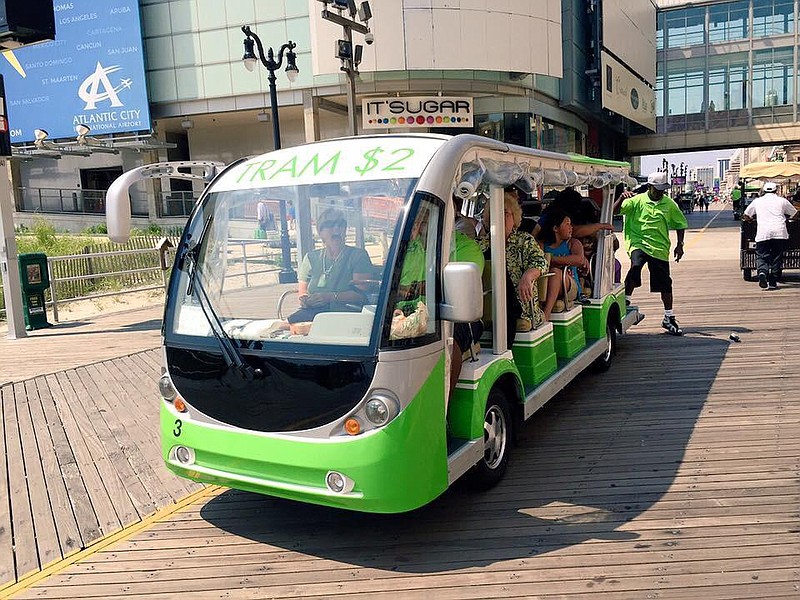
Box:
[490,184,507,355]
[0,158,27,339]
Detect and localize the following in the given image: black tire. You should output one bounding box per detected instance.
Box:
[743,269,754,282]
[590,319,617,373]
[465,388,512,490]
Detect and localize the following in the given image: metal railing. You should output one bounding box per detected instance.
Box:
[160,191,199,217]
[225,238,288,288]
[17,187,113,214]
[16,187,201,218]
[46,245,174,322]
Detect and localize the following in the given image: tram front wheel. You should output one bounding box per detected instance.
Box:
[465,388,512,490]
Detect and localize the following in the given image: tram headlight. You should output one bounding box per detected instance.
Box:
[365,398,389,425]
[364,392,399,427]
[159,374,177,401]
[325,471,355,494]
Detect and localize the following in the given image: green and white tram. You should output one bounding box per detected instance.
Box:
[107,134,641,513]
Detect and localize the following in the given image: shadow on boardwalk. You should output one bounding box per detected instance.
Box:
[199,331,730,573]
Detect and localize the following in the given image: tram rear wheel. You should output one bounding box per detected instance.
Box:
[465,388,512,490]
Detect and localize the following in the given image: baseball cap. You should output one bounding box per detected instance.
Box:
[762,181,777,193]
[646,172,670,191]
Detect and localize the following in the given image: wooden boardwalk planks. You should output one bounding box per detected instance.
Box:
[0,305,163,386]
[6,208,800,598]
[0,348,201,589]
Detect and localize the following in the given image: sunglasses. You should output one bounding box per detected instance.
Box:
[320,219,347,230]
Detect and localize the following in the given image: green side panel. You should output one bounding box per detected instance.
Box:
[552,315,587,359]
[582,296,616,339]
[448,358,521,440]
[162,356,449,514]
[512,335,558,387]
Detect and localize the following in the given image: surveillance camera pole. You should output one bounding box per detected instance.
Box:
[320,2,372,136]
[342,27,358,136]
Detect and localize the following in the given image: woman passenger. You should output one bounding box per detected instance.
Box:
[495,191,549,335]
[288,208,373,324]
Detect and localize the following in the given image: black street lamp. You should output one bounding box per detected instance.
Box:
[242,25,299,284]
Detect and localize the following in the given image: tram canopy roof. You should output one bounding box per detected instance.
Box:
[739,161,800,180]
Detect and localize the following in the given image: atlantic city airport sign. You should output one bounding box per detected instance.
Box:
[0,0,151,143]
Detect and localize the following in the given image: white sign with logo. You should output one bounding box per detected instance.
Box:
[362,96,473,129]
[214,136,447,191]
[600,51,656,132]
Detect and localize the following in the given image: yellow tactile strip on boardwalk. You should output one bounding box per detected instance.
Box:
[0,486,222,598]
[0,349,203,588]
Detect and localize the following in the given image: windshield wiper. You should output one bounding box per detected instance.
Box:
[184,212,215,297]
[184,249,263,380]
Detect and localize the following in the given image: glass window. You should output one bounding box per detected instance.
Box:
[169,178,417,354]
[540,118,583,154]
[665,58,705,116]
[752,47,795,107]
[753,0,795,37]
[476,114,504,141]
[534,74,560,99]
[709,1,749,43]
[666,7,705,48]
[384,196,442,347]
[706,52,749,111]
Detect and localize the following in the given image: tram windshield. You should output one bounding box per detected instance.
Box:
[167,136,446,353]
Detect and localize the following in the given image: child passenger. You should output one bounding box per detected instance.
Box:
[537,209,588,320]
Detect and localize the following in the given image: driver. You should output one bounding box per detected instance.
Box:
[288,208,374,324]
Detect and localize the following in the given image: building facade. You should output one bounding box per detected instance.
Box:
[630,0,800,154]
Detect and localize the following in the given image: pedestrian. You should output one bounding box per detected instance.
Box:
[256,200,269,236]
[742,181,798,290]
[614,171,688,336]
[287,201,296,230]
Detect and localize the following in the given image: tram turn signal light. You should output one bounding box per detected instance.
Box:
[344,417,361,436]
[173,397,187,413]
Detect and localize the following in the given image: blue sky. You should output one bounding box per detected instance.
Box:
[639,150,736,177]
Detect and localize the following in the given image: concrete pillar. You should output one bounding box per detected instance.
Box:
[303,89,321,143]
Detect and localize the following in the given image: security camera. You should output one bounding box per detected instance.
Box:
[364,31,374,45]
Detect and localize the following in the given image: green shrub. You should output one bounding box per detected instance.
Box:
[82,223,108,235]
[131,223,163,236]
[31,217,57,249]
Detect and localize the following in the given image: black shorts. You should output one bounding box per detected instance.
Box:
[625,249,672,293]
[453,321,484,351]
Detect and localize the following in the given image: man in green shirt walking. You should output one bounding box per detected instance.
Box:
[616,172,688,336]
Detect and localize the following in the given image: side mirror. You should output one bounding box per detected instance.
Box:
[440,262,482,323]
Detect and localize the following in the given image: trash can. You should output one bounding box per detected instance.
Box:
[18,253,52,330]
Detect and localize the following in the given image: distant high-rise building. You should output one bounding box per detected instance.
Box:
[696,166,715,190]
[718,158,730,183]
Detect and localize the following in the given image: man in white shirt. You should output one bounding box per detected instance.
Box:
[742,181,798,289]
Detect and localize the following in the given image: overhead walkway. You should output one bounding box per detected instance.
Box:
[629,111,800,155]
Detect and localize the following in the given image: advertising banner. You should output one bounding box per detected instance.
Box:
[362,96,473,130]
[600,51,655,132]
[0,0,150,143]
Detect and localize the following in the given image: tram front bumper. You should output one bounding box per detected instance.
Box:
[160,397,448,514]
